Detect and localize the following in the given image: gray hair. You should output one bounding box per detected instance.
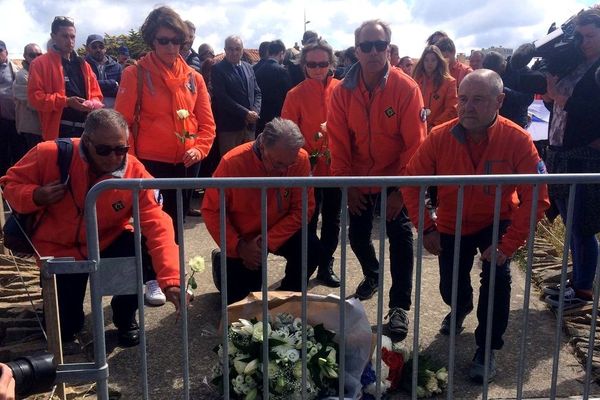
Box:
[354,19,392,47]
[224,35,243,48]
[460,69,504,96]
[482,51,505,74]
[82,109,129,140]
[258,118,305,149]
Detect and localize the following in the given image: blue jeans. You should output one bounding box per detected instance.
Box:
[554,185,599,291]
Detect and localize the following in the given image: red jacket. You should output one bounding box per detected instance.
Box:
[415,75,457,131]
[0,139,180,289]
[402,116,550,256]
[449,60,472,87]
[201,141,314,257]
[281,75,340,176]
[327,63,426,193]
[27,50,103,140]
[115,53,215,164]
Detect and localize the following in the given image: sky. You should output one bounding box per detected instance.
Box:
[1,0,597,60]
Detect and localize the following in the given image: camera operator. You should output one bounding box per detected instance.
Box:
[483,51,535,128]
[543,5,600,305]
[0,364,15,400]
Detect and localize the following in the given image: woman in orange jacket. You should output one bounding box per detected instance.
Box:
[115,6,215,237]
[412,45,458,132]
[280,39,341,287]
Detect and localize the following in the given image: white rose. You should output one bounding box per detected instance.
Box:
[176,109,190,119]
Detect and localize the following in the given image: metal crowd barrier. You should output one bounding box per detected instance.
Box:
[44,174,600,400]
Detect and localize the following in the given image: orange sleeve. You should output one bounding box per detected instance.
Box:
[327,86,352,176]
[114,66,138,155]
[433,80,457,126]
[401,136,436,232]
[84,61,104,103]
[136,164,180,289]
[27,59,67,113]
[267,151,315,252]
[397,85,427,176]
[281,90,301,126]
[200,161,244,257]
[192,73,216,159]
[498,137,550,257]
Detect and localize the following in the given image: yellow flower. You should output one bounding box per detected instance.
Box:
[188,256,205,273]
[177,109,191,119]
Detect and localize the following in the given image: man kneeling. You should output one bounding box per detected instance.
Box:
[202,118,318,304]
[1,109,187,347]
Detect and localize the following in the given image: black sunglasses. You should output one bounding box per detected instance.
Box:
[306,61,330,69]
[27,52,42,59]
[53,16,74,23]
[358,40,389,53]
[155,37,183,46]
[90,43,105,50]
[88,138,129,156]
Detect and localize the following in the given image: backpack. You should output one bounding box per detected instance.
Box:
[3,138,74,257]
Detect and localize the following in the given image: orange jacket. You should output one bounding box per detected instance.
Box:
[416,75,457,131]
[281,75,340,176]
[327,63,426,192]
[0,139,180,289]
[401,116,550,256]
[27,50,103,140]
[449,60,472,87]
[115,53,215,164]
[201,141,315,257]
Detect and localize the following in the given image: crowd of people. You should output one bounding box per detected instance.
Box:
[1,3,600,388]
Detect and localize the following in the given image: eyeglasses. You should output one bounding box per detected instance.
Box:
[358,40,389,53]
[91,43,105,50]
[306,61,330,69]
[27,52,42,59]
[155,37,183,46]
[87,138,129,156]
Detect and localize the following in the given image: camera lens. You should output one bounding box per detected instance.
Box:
[6,353,56,396]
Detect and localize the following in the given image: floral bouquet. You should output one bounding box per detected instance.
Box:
[174,109,196,143]
[211,312,339,399]
[361,335,448,399]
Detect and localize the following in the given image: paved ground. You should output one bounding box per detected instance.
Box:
[78,213,597,399]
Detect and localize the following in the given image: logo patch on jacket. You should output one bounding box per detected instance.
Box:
[433,94,440,100]
[384,107,395,118]
[283,189,290,198]
[537,160,547,174]
[420,108,428,122]
[112,200,125,212]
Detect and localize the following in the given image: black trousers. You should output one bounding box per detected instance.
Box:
[308,187,341,270]
[215,229,319,304]
[0,118,27,176]
[438,222,511,350]
[140,159,201,243]
[348,193,414,310]
[53,231,155,340]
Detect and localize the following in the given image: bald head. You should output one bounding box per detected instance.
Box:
[460,69,504,96]
[458,69,505,133]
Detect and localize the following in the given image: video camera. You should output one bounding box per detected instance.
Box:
[3,353,56,397]
[510,12,584,92]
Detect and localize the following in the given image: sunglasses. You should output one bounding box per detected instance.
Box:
[53,16,74,23]
[88,138,129,156]
[306,61,330,69]
[27,52,42,59]
[155,37,183,46]
[91,43,105,50]
[358,40,389,53]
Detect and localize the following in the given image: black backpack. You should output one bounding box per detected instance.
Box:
[3,138,74,257]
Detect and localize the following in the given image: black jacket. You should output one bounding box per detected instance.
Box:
[185,49,202,73]
[254,59,292,133]
[211,59,261,132]
[500,66,534,128]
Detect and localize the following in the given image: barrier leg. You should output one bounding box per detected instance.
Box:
[42,272,66,400]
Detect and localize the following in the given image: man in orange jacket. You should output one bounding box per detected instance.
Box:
[202,118,318,304]
[435,37,473,88]
[1,109,188,347]
[327,19,427,341]
[402,70,549,382]
[27,16,103,140]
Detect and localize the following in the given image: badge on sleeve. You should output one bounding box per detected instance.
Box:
[420,108,428,122]
[384,107,396,118]
[537,160,547,174]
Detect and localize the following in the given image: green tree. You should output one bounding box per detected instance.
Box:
[77,29,150,60]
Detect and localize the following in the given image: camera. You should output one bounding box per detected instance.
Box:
[3,353,56,397]
[511,12,584,92]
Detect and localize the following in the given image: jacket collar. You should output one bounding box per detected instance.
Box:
[342,61,390,90]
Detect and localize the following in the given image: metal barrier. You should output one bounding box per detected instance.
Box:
[45,173,600,399]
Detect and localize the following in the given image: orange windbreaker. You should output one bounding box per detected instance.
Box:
[416,75,457,131]
[449,60,472,87]
[0,139,180,289]
[327,63,426,193]
[114,53,215,164]
[401,116,550,257]
[201,141,315,257]
[27,50,103,141]
[281,75,340,176]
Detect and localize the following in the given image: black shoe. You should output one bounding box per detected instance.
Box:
[187,208,202,217]
[387,307,409,341]
[117,321,140,347]
[469,347,496,383]
[355,276,378,300]
[316,261,340,288]
[211,249,221,292]
[439,308,472,335]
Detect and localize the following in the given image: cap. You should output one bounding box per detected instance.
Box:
[86,34,104,46]
[0,40,6,51]
[118,46,130,56]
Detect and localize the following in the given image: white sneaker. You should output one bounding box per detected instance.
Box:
[145,280,166,306]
